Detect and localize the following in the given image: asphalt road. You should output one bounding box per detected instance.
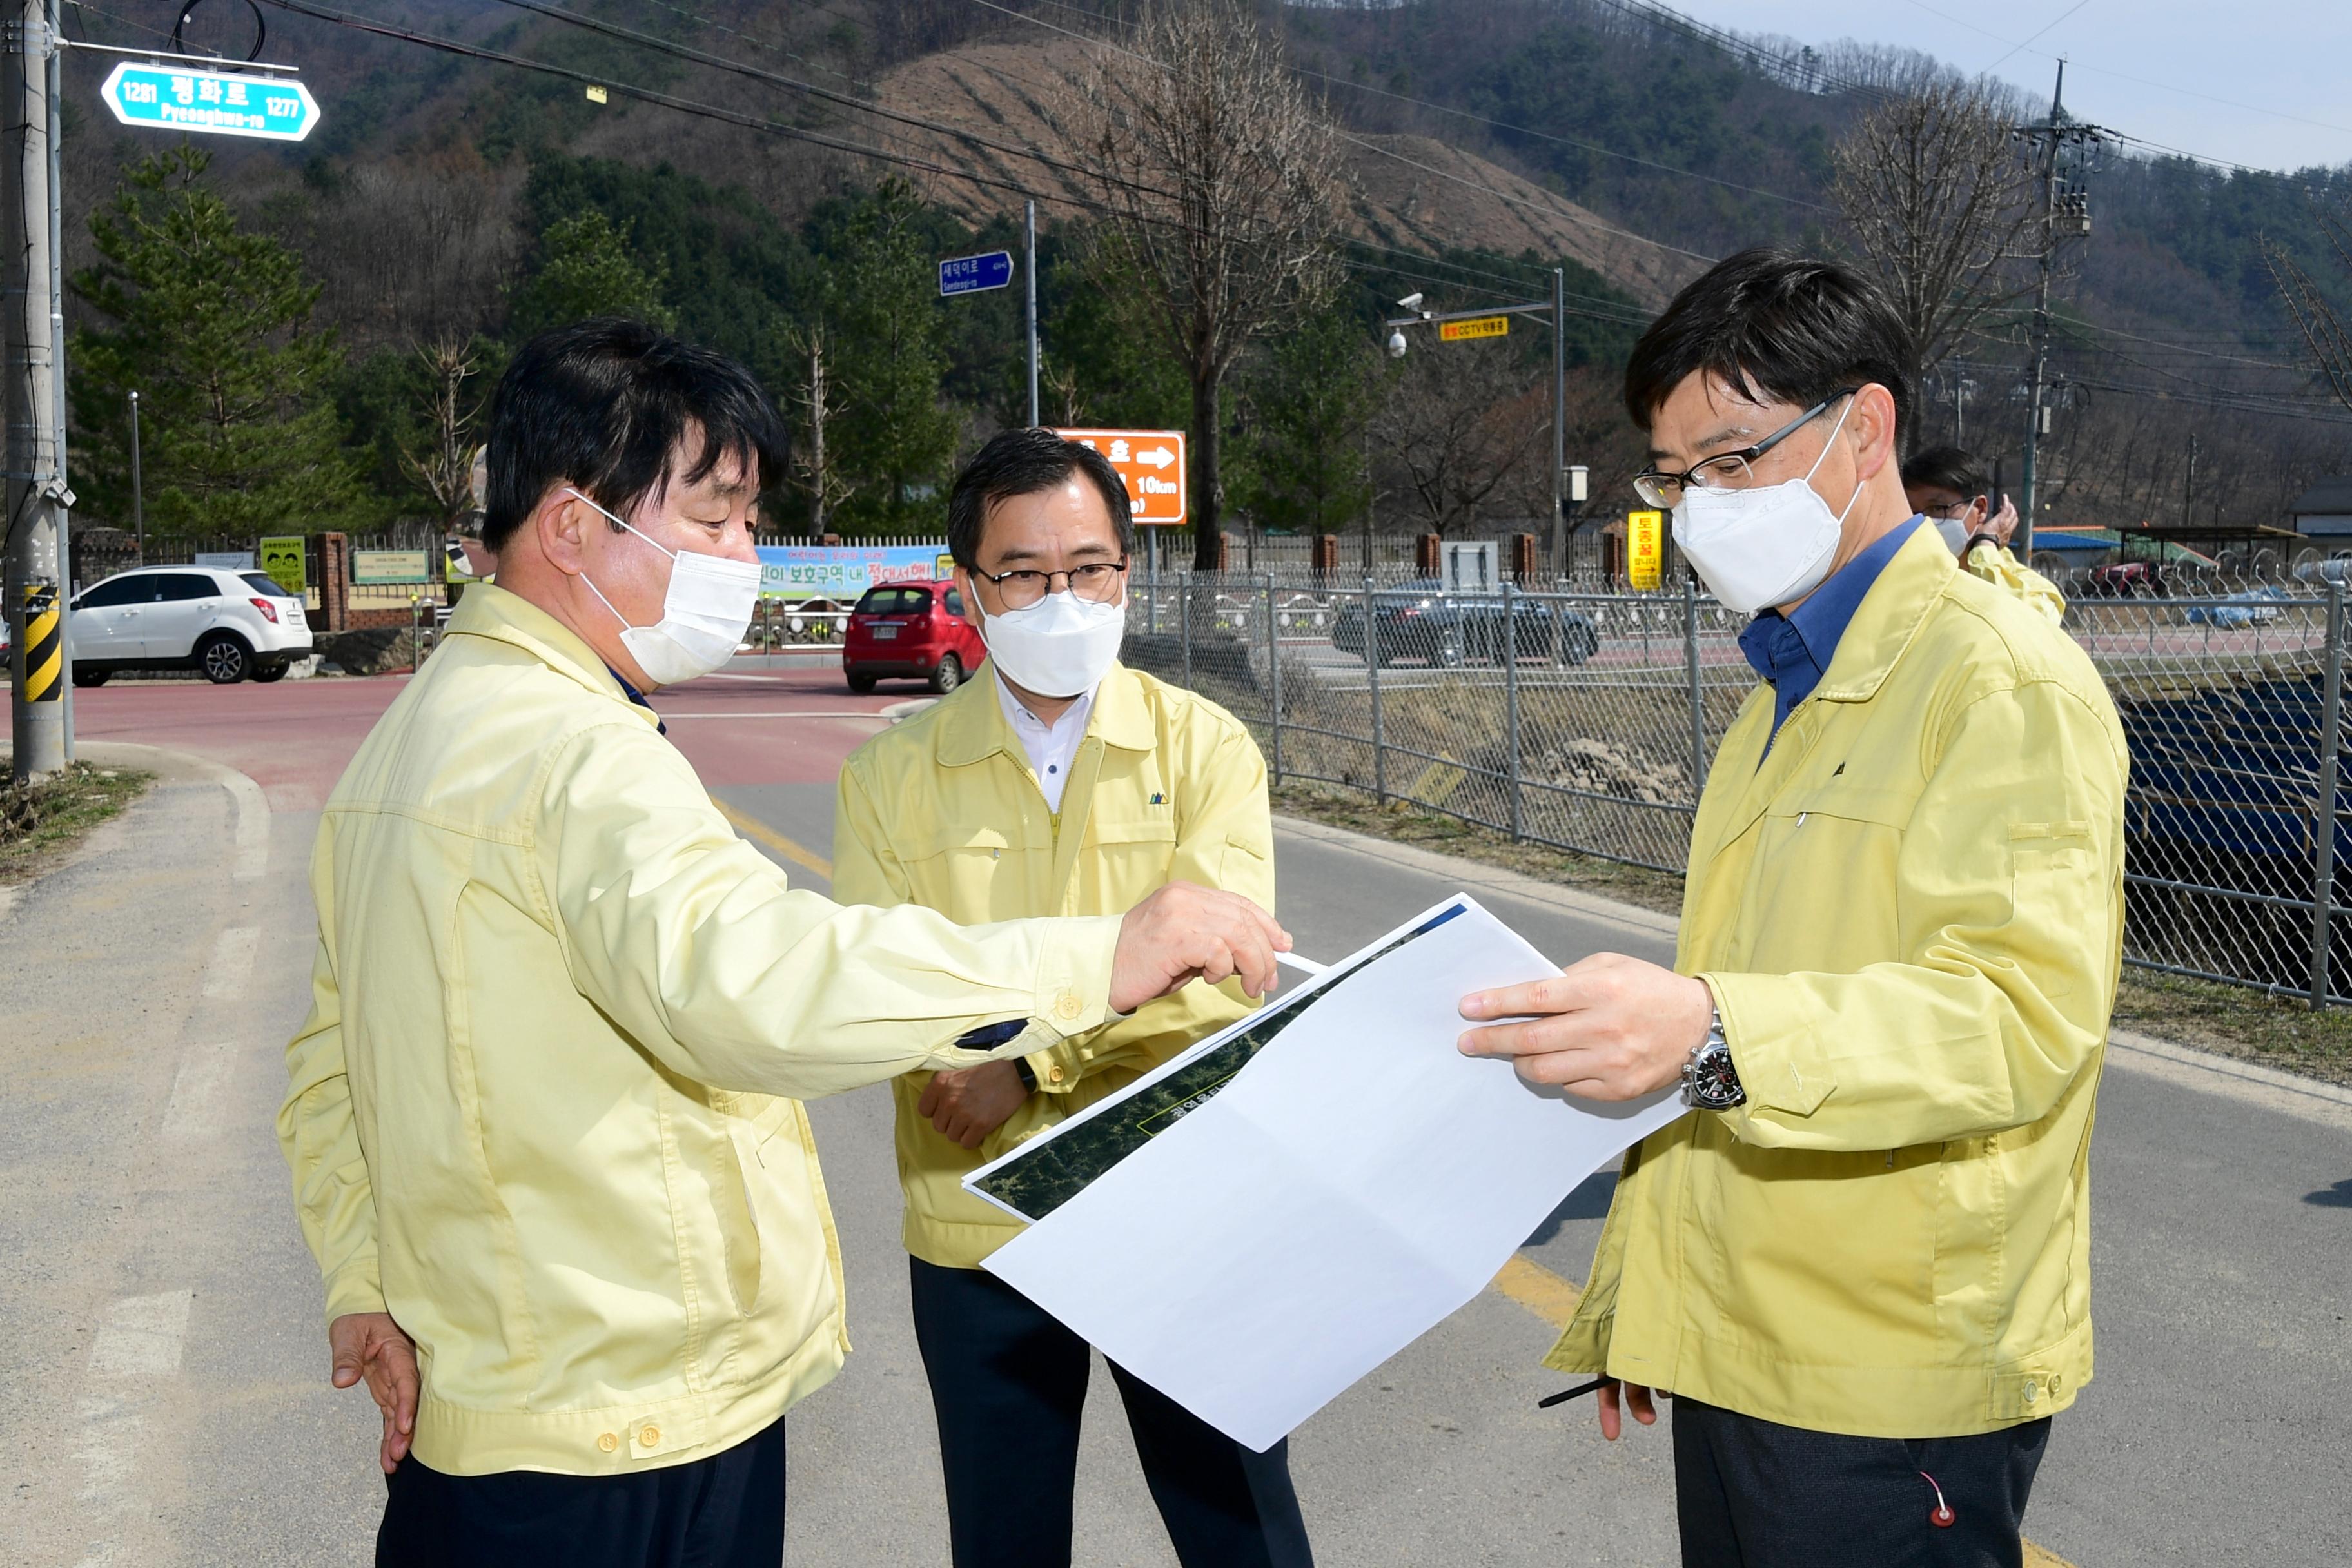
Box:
[5,658,2349,1565]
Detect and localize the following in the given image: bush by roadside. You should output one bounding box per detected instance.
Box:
[0,763,153,885]
[1271,778,2352,1086]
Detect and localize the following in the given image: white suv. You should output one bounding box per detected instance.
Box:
[69,565,314,685]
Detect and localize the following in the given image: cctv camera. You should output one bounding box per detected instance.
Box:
[1387,330,1408,358]
[1395,292,1423,311]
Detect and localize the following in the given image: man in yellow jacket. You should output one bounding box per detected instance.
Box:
[278,324,1288,1567]
[1904,443,2069,627]
[1458,253,2126,1565]
[833,428,1312,1568]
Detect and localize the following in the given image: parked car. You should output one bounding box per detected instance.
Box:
[842,579,985,694]
[67,565,313,685]
[1330,580,1600,667]
[2184,585,2289,627]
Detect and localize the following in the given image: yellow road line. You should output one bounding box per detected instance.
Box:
[713,799,832,881]
[1490,1253,2081,1568]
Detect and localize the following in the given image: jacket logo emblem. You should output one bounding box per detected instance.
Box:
[1150,792,1166,805]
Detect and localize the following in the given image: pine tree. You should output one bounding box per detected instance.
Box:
[70,146,365,539]
[819,181,960,534]
[505,210,676,341]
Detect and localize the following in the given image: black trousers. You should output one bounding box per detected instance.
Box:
[1672,1398,2051,1568]
[908,1255,1314,1568]
[377,1413,786,1568]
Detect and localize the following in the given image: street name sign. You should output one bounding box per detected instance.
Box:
[939,250,1015,296]
[1438,315,1509,342]
[1626,509,1664,591]
[1055,428,1188,526]
[99,61,320,142]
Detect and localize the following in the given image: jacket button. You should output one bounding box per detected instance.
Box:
[1054,995,1081,1020]
[1048,1065,1066,1085]
[597,1433,618,1453]
[2023,1382,2039,1403]
[640,1425,660,1447]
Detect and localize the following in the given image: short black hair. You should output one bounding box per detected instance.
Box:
[946,428,1135,570]
[482,317,789,553]
[1901,444,1988,499]
[1624,248,1914,449]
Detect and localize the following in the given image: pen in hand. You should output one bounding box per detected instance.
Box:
[1536,1377,1609,1410]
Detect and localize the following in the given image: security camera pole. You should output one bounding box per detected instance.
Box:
[1384,270,1571,578]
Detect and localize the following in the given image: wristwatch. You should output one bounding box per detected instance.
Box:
[1681,1009,1746,1110]
[1013,1056,1039,1093]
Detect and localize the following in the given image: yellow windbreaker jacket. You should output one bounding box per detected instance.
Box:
[278,585,1123,1477]
[832,662,1272,1269]
[1546,527,2128,1438]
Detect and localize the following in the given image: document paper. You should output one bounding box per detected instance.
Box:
[968,894,1689,1451]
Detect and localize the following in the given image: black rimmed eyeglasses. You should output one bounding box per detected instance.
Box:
[968,558,1130,610]
[1632,387,1859,509]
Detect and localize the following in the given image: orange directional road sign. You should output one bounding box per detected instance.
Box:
[1056,428,1188,525]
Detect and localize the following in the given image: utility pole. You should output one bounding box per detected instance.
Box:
[129,391,144,560]
[1024,199,1040,429]
[2014,61,2102,559]
[2182,432,2199,531]
[44,0,68,760]
[1547,268,1567,579]
[5,0,67,781]
[805,334,829,537]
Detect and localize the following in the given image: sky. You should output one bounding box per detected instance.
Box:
[1662,0,2352,173]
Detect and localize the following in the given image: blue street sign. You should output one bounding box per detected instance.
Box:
[939,250,1015,297]
[99,61,320,142]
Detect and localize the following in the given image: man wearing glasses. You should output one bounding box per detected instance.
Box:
[1903,443,2066,625]
[834,428,1311,1568]
[1457,250,2125,1565]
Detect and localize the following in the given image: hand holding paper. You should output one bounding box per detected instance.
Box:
[1457,952,1714,1101]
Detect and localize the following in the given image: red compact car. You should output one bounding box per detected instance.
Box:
[843,579,986,694]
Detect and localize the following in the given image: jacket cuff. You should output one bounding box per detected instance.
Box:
[1024,1041,1083,1093]
[1699,970,1836,1128]
[1030,914,1124,1042]
[322,1263,387,1328]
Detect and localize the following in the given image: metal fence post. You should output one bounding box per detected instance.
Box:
[1684,573,1708,792]
[1180,574,1193,691]
[1366,576,1385,806]
[1264,571,1283,785]
[1505,582,1523,840]
[2312,580,2344,1008]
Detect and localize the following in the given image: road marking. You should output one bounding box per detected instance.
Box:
[86,1290,193,1378]
[201,926,258,999]
[1489,1254,2081,1568]
[72,1388,148,1565]
[714,799,834,881]
[161,1042,234,1139]
[220,766,269,880]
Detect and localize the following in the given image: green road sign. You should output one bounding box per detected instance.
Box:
[99,61,319,142]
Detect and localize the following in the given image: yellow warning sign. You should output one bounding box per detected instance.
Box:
[1438,315,1510,342]
[1627,509,1665,591]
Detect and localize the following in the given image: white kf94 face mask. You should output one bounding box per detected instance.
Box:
[567,487,762,687]
[1671,397,1863,615]
[979,587,1126,700]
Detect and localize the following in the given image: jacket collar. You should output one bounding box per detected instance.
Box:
[1808,523,1957,706]
[443,583,658,727]
[934,660,1155,768]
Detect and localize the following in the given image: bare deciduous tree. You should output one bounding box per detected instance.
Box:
[1065,0,1348,569]
[1373,346,1549,538]
[399,335,482,531]
[1831,81,2042,440]
[790,326,852,536]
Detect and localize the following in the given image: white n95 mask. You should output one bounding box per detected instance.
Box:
[979,588,1125,699]
[567,487,761,686]
[1934,514,1973,556]
[1671,397,1862,615]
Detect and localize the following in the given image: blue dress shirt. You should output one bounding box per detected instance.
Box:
[1737,516,1923,745]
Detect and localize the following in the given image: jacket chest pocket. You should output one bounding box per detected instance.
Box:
[906,827,1041,919]
[1741,785,1912,970]
[1084,817,1178,879]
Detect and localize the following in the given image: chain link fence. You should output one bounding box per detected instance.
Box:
[1126,566,2352,1008]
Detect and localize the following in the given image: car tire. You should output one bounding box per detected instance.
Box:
[930,653,963,695]
[197,632,252,685]
[252,662,289,683]
[71,667,110,687]
[847,671,877,694]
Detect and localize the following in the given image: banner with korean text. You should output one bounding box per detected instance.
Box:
[756,545,956,602]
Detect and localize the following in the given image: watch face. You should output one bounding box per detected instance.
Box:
[1686,1041,1744,1109]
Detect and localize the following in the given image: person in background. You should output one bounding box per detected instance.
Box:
[1456,252,2126,1567]
[833,428,1312,1568]
[1903,443,2068,624]
[280,324,1289,1568]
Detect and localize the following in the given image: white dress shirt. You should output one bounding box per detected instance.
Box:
[995,672,1096,813]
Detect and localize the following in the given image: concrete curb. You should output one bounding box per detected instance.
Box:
[1272,812,1681,941]
[0,740,272,901]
